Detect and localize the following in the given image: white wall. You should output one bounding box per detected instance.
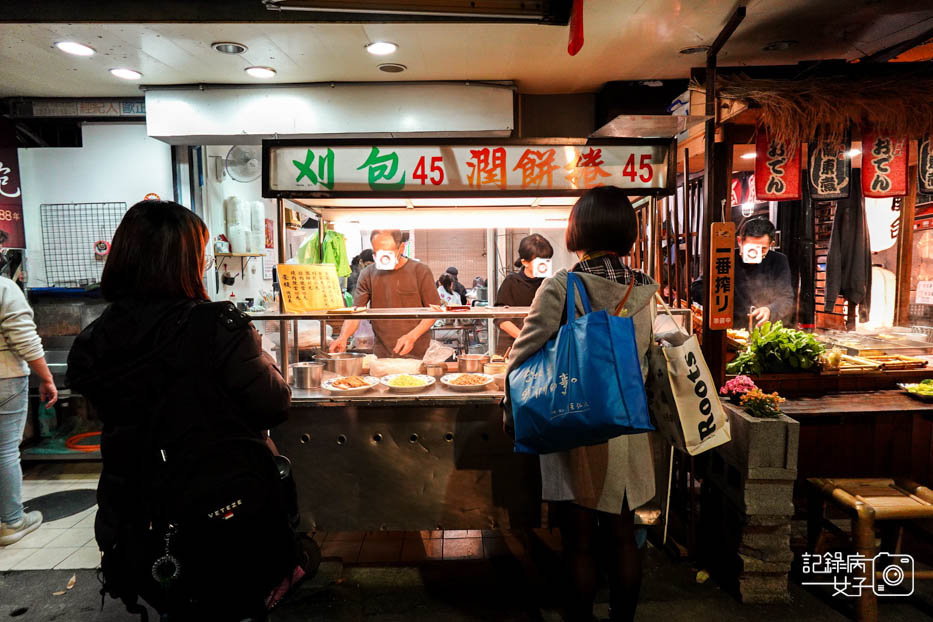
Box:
[18,123,173,288]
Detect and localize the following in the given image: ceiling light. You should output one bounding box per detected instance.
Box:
[55,41,95,56]
[741,152,757,160]
[212,41,248,54]
[365,41,398,56]
[679,45,710,55]
[245,66,277,79]
[763,40,798,52]
[847,148,861,157]
[378,63,407,73]
[110,68,142,80]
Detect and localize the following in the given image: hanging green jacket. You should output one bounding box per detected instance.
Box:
[297,230,351,277]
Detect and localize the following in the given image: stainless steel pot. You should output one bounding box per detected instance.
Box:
[314,352,365,376]
[422,362,447,379]
[458,354,490,373]
[290,362,324,389]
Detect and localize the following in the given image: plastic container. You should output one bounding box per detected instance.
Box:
[227,225,249,254]
[38,404,57,438]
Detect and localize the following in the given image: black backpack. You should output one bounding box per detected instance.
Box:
[92,303,301,621]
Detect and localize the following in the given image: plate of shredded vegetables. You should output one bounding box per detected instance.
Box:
[899,379,933,402]
[381,373,435,394]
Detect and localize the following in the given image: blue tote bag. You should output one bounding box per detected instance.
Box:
[508,272,653,454]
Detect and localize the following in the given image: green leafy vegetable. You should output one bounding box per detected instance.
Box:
[726,321,825,376]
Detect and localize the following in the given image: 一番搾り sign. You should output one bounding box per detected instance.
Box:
[263,140,674,197]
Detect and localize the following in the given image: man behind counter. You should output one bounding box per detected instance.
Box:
[329,230,441,358]
[690,217,794,329]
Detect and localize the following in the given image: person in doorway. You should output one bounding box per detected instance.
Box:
[494,233,554,356]
[504,186,656,622]
[329,230,441,358]
[437,273,459,306]
[445,267,468,305]
[346,249,374,295]
[0,278,58,547]
[689,217,794,329]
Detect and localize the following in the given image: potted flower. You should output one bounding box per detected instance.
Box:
[739,388,786,419]
[720,375,757,405]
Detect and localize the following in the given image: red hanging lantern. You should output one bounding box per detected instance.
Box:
[860,130,909,198]
[754,130,801,200]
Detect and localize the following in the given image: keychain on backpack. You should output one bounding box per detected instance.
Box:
[151,524,181,587]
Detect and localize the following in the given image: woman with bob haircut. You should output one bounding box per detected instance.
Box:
[494,233,554,355]
[68,200,301,620]
[504,186,657,622]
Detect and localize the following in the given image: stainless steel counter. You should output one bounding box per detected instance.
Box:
[251,305,531,321]
[290,372,504,406]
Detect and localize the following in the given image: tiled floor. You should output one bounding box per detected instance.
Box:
[0,465,101,572]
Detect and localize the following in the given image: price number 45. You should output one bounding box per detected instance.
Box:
[413,156,444,186]
[622,154,654,183]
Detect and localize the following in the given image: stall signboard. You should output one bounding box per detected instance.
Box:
[861,131,909,198]
[807,135,851,200]
[917,281,933,305]
[709,221,735,330]
[0,148,26,249]
[277,264,344,312]
[754,132,800,200]
[919,135,933,195]
[263,139,675,198]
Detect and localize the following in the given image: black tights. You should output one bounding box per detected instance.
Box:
[556,501,642,622]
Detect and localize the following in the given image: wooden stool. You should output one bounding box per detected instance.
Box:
[807,478,933,622]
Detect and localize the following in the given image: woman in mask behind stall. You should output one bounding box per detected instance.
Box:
[494,234,554,356]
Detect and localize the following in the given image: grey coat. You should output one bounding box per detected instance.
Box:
[505,269,658,514]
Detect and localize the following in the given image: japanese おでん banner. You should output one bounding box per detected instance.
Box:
[754,131,801,200]
[265,142,673,196]
[807,134,851,200]
[708,222,735,330]
[860,131,909,198]
[919,135,933,195]
[277,264,344,313]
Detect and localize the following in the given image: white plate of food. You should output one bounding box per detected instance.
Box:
[440,373,496,392]
[322,375,380,395]
[380,373,436,394]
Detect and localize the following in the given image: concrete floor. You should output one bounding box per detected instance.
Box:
[3,544,933,622]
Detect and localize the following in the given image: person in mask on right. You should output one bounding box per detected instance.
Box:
[690,217,794,329]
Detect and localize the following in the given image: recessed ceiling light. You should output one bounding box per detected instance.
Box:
[378,63,406,73]
[245,66,276,79]
[212,41,248,54]
[679,45,710,55]
[740,152,757,160]
[110,68,142,80]
[55,41,95,56]
[763,40,798,52]
[365,41,398,56]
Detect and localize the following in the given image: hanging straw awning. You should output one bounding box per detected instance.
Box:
[697,71,933,145]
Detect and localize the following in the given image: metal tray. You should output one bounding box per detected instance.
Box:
[897,383,933,403]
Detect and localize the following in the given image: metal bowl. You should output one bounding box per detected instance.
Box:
[422,363,448,379]
[313,352,365,376]
[457,354,490,373]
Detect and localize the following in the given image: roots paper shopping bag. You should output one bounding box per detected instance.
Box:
[507,272,654,454]
[646,294,731,455]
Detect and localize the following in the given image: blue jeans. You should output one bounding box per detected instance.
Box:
[0,376,29,524]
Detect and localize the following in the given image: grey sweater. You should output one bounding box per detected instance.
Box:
[0,277,44,378]
[505,270,658,513]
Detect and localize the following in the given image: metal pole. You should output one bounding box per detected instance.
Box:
[276,198,289,378]
[487,227,496,355]
[319,215,328,350]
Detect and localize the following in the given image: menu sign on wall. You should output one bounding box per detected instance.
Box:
[807,135,851,200]
[265,141,674,197]
[0,148,26,249]
[754,131,801,200]
[861,131,909,198]
[708,222,736,330]
[277,264,344,312]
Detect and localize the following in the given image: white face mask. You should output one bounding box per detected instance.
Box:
[531,258,553,278]
[740,243,767,264]
[375,250,398,270]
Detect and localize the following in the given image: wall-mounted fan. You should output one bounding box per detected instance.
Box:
[224,145,261,182]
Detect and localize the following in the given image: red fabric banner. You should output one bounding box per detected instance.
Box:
[754,131,800,200]
[0,147,26,249]
[860,131,909,198]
